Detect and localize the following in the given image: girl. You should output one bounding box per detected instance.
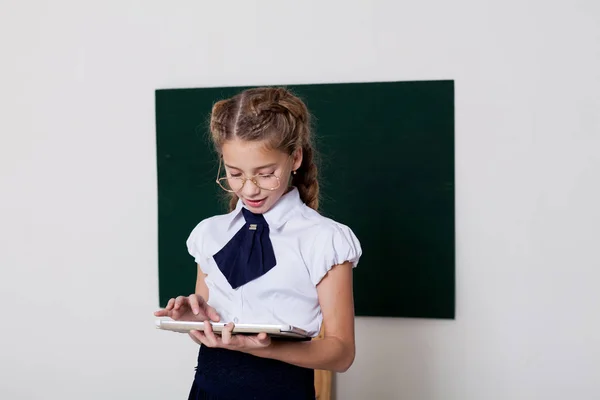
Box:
[154,87,362,400]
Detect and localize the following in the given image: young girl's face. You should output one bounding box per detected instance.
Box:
[221,139,302,214]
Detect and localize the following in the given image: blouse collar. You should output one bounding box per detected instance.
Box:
[227,187,303,230]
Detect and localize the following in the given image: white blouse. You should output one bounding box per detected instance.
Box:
[186,187,362,337]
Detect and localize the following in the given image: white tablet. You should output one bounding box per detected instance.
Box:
[155,318,312,340]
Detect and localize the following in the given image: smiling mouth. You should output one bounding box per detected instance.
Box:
[244,198,266,206]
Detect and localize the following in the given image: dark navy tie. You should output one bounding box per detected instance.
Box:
[213,208,277,289]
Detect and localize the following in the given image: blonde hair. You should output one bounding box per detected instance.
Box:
[210,87,319,211]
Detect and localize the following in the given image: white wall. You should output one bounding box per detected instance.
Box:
[1,1,599,399]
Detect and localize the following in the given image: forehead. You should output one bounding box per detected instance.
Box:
[221,139,287,168]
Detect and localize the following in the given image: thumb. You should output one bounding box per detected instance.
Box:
[257,332,270,344]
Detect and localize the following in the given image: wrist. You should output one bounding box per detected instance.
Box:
[244,342,274,357]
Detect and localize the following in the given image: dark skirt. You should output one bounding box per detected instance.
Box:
[188,345,315,400]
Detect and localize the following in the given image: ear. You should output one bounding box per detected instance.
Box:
[292,148,303,172]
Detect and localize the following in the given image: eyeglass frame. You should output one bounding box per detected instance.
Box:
[215,156,291,193]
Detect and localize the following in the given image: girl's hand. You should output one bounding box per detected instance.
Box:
[190,321,271,352]
[154,294,220,322]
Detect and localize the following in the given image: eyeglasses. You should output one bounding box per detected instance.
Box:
[215,158,282,193]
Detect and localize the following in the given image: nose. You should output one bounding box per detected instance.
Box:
[240,178,261,198]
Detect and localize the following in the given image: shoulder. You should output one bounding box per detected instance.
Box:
[294,206,363,285]
[189,211,234,236]
[296,205,359,242]
[186,210,238,263]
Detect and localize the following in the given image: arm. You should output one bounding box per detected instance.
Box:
[188,264,210,345]
[195,263,209,301]
[248,261,356,372]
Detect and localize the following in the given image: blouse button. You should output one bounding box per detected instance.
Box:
[233,317,239,323]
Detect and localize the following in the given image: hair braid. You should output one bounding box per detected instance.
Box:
[292,142,319,210]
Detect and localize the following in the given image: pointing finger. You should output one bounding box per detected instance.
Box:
[188,294,200,315]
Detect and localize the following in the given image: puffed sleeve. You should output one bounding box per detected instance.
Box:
[186,219,212,272]
[309,222,362,286]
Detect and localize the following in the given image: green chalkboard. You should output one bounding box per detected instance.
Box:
[156,80,455,319]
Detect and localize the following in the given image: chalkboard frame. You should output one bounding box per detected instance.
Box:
[156,80,455,319]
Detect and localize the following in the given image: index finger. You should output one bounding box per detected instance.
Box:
[188,294,200,315]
